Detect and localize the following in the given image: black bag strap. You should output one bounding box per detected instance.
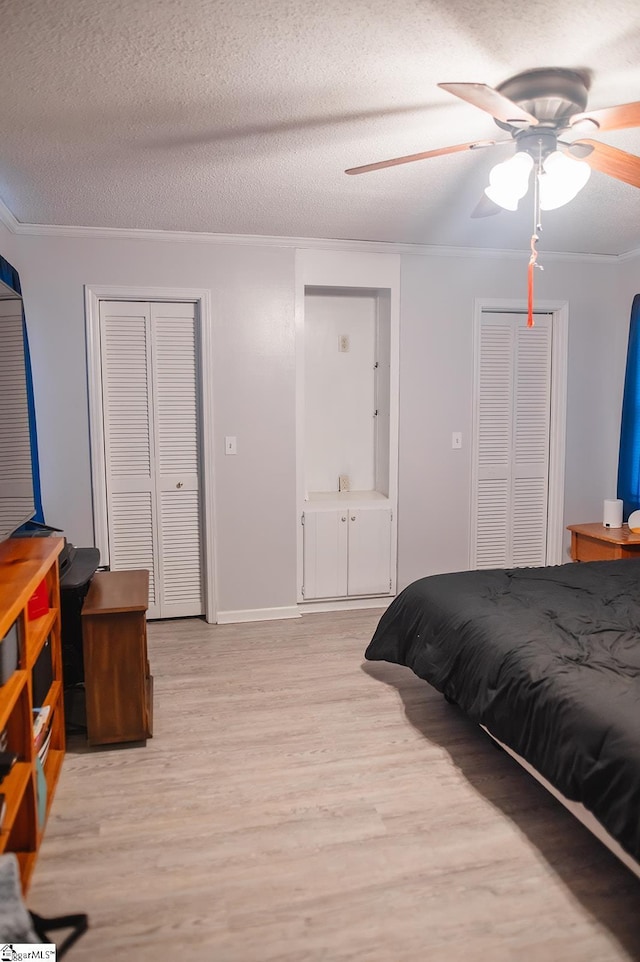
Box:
[29,911,89,958]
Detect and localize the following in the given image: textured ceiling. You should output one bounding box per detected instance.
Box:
[2,0,640,254]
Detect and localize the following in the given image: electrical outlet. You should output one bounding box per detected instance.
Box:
[338,334,350,353]
[339,474,350,492]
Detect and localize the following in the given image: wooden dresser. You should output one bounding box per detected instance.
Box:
[567,522,640,561]
[81,569,152,746]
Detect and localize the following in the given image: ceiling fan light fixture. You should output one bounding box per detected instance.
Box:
[538,150,591,210]
[484,152,534,210]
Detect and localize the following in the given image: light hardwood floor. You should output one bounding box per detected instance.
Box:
[29,609,640,961]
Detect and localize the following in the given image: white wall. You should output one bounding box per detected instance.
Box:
[7,233,297,615]
[0,220,16,265]
[1,228,628,615]
[615,254,640,381]
[304,290,377,493]
[397,250,621,588]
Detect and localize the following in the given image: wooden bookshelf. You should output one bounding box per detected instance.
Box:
[0,536,65,892]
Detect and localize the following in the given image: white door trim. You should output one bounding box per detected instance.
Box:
[472,298,568,567]
[85,284,217,623]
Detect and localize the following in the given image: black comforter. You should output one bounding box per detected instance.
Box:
[365,560,640,862]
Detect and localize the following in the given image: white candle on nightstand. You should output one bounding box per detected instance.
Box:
[603,499,623,528]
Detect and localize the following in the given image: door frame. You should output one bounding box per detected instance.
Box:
[471,298,569,567]
[84,284,217,623]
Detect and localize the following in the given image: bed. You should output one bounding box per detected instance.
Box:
[364,559,640,876]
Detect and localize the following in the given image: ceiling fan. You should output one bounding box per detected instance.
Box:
[345,68,640,216]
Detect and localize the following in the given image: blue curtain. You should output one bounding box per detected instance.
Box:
[617,293,640,520]
[0,255,44,522]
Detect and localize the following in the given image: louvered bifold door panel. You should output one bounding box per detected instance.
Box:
[99,301,160,616]
[151,303,203,618]
[0,303,34,534]
[473,321,513,568]
[110,491,157,606]
[472,312,552,570]
[512,320,551,566]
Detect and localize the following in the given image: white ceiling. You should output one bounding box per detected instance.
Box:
[2,0,640,254]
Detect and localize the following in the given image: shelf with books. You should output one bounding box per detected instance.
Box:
[0,671,28,733]
[43,749,64,809]
[26,608,58,667]
[0,536,65,892]
[0,762,32,851]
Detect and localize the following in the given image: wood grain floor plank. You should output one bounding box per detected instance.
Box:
[27,609,640,960]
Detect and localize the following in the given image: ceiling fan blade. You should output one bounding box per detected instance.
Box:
[438,82,538,127]
[345,138,504,175]
[471,193,503,218]
[570,101,640,133]
[570,139,640,188]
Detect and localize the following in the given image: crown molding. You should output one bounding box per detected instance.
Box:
[619,246,640,262]
[0,197,621,262]
[0,198,20,232]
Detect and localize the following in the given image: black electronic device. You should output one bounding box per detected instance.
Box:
[32,638,53,708]
[0,751,18,779]
[0,619,19,684]
[59,546,100,693]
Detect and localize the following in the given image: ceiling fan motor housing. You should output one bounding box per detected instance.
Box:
[495,67,590,131]
[515,128,559,161]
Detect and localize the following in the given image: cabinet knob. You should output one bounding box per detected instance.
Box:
[176,481,184,489]
[341,516,346,522]
[351,516,356,521]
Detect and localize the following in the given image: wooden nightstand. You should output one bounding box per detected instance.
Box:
[567,522,640,561]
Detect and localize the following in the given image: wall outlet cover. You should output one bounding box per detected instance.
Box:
[339,474,350,492]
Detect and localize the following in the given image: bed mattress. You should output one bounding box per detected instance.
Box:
[365,560,640,862]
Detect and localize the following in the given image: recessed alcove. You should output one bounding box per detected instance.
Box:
[304,286,391,501]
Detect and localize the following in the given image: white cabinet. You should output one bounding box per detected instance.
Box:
[302,505,392,600]
[302,510,348,599]
[347,507,393,595]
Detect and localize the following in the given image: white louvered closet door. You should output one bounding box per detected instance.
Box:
[0,300,34,535]
[99,300,203,619]
[471,311,552,569]
[151,303,203,618]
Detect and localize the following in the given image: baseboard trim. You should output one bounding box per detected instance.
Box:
[298,597,394,614]
[216,606,301,624]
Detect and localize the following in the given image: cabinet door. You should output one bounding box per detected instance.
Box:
[302,510,348,599]
[347,508,392,596]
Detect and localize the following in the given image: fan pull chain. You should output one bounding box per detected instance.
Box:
[527,239,537,327]
[527,147,544,328]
